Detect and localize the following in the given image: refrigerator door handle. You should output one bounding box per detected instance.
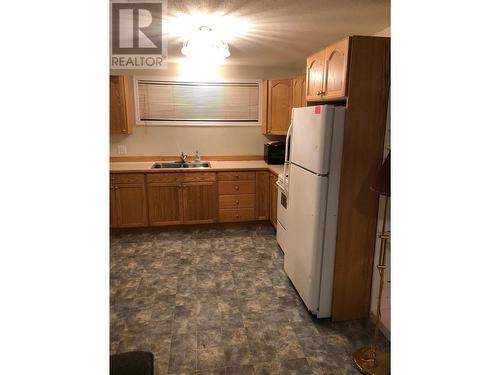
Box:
[283,109,294,189]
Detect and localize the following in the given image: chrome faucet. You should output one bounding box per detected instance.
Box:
[194,150,201,162]
[180,152,188,163]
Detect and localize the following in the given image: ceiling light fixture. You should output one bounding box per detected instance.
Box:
[181,25,230,64]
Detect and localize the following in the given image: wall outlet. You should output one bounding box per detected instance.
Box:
[117,145,127,155]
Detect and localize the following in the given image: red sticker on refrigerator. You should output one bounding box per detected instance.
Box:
[314,106,321,114]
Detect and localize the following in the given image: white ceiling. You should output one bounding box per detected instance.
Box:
[165,0,390,68]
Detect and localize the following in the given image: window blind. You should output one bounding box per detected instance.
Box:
[137,80,260,124]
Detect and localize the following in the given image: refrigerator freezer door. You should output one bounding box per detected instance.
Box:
[290,105,335,175]
[284,163,328,314]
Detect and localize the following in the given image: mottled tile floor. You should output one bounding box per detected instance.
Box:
[111,224,389,374]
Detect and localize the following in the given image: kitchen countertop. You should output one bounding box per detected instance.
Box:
[110,160,284,176]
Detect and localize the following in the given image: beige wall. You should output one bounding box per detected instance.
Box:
[110,63,303,157]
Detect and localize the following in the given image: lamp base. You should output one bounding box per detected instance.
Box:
[353,346,389,375]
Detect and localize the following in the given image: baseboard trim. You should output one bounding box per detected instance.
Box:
[111,220,273,233]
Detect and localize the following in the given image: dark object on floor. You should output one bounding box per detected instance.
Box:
[110,351,154,375]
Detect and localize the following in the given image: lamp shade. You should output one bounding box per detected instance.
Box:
[371,152,390,197]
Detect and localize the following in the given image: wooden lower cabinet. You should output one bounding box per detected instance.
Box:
[269,173,278,228]
[182,182,217,224]
[218,207,255,222]
[110,186,118,228]
[147,182,183,226]
[217,171,256,222]
[111,174,148,228]
[111,170,280,228]
[255,171,270,220]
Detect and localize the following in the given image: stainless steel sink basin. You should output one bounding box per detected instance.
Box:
[151,161,211,169]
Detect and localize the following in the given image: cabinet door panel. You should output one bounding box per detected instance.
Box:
[255,171,269,220]
[110,187,118,228]
[323,38,349,99]
[268,79,292,135]
[269,174,278,228]
[148,183,183,226]
[110,76,134,134]
[182,182,217,224]
[292,75,306,108]
[115,184,148,227]
[306,50,325,101]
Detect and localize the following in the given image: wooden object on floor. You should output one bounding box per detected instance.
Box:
[330,36,391,321]
[110,75,134,135]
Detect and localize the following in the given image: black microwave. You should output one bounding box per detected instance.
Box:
[264,141,285,165]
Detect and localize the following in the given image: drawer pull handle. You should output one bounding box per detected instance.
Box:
[235,200,239,205]
[236,215,240,218]
[235,175,239,179]
[234,186,239,191]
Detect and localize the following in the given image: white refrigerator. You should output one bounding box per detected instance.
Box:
[278,105,345,318]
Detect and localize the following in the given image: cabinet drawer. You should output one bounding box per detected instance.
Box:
[147,173,184,183]
[218,171,255,181]
[219,194,255,209]
[218,208,255,222]
[183,172,216,182]
[111,173,144,184]
[218,180,255,195]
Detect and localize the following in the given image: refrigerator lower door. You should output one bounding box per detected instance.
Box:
[284,163,329,315]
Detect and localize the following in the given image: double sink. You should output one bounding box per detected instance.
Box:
[151,161,211,169]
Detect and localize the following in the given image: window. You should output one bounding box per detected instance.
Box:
[135,79,261,126]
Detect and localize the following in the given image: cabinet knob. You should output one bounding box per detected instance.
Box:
[234,185,240,191]
[236,215,240,218]
[235,200,239,205]
[316,90,321,95]
[235,175,239,179]
[121,129,126,134]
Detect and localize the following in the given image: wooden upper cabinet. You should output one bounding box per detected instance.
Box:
[110,75,134,135]
[112,174,148,228]
[262,79,293,135]
[305,37,350,102]
[182,182,217,224]
[305,50,325,101]
[292,75,306,109]
[323,38,350,99]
